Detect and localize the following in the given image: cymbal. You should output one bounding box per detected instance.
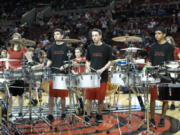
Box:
[22,38,36,46]
[10,38,36,46]
[57,39,81,43]
[112,36,142,42]
[121,47,143,53]
[9,39,23,45]
[0,58,21,62]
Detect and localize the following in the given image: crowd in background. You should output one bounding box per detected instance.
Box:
[0,0,180,57]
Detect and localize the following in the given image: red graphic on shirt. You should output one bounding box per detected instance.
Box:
[92,53,102,57]
[154,51,165,57]
[54,51,64,55]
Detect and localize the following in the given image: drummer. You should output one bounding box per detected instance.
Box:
[46,28,70,122]
[147,26,174,127]
[85,28,113,123]
[72,47,86,114]
[7,32,31,117]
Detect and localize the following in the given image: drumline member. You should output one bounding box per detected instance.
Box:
[166,36,180,110]
[72,47,86,74]
[72,47,86,114]
[147,26,174,127]
[85,28,113,123]
[7,32,30,117]
[46,28,70,122]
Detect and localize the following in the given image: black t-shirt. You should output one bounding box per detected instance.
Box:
[47,43,70,74]
[86,43,113,82]
[149,42,174,66]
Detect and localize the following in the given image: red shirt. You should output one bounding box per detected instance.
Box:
[174,47,180,60]
[73,58,86,74]
[8,48,27,69]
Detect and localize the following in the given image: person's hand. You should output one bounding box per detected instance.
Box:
[73,62,79,68]
[96,68,105,75]
[86,67,90,73]
[146,61,152,66]
[59,66,64,71]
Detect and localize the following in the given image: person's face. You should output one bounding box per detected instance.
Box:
[155,30,166,42]
[1,51,7,58]
[92,31,102,44]
[75,49,81,58]
[54,31,63,41]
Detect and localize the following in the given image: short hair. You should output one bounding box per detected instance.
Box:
[12,32,22,39]
[53,28,64,35]
[154,26,167,34]
[91,28,102,36]
[75,47,83,53]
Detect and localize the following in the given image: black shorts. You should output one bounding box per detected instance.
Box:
[9,80,28,96]
[158,78,170,100]
[158,86,169,100]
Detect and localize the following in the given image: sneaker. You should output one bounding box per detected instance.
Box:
[47,114,54,122]
[31,99,38,106]
[9,113,13,118]
[141,107,145,112]
[158,118,165,127]
[61,114,66,120]
[170,104,175,110]
[149,118,155,126]
[84,115,91,122]
[96,114,103,123]
[18,112,23,117]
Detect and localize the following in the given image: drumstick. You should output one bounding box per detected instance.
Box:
[52,67,60,70]
[90,67,97,72]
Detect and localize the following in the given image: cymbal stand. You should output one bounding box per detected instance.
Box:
[22,67,51,128]
[126,51,137,129]
[139,69,155,134]
[31,85,50,127]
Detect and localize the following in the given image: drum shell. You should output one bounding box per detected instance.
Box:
[110,71,125,86]
[53,74,76,90]
[76,73,100,88]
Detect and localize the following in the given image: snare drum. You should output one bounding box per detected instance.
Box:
[110,71,125,86]
[53,74,76,89]
[76,73,101,88]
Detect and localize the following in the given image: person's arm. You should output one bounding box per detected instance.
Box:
[97,60,113,74]
[6,53,10,69]
[24,51,33,62]
[85,60,91,73]
[178,53,180,60]
[46,59,52,67]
